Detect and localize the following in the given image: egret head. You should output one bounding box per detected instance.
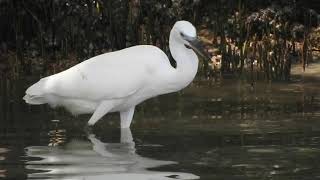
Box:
[174,21,197,40]
[172,21,210,60]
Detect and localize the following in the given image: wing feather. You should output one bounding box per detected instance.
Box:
[43,46,168,101]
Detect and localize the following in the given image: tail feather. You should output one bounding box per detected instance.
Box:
[24,78,48,105]
[23,94,46,105]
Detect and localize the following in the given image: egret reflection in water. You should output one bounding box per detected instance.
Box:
[25,128,199,180]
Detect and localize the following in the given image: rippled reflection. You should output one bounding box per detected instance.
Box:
[1,78,320,179]
[25,128,199,180]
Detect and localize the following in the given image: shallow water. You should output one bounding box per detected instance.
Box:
[0,78,320,180]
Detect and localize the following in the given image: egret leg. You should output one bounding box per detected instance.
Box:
[88,101,113,126]
[120,106,135,128]
[120,128,135,153]
[88,134,114,157]
[120,128,133,143]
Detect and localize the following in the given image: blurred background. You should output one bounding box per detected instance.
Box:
[0,0,319,80]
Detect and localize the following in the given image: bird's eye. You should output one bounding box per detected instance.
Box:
[180,32,185,37]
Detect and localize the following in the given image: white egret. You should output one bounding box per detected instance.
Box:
[23,20,208,128]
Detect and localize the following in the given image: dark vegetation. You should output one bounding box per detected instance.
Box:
[0,0,319,80]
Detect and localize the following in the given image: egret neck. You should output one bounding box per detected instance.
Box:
[169,29,199,91]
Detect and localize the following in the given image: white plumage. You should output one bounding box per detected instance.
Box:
[24,21,205,128]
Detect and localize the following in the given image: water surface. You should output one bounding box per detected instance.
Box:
[0,78,320,179]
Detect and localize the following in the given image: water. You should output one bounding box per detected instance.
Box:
[0,78,320,180]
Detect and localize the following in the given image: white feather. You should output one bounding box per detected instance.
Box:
[24,21,200,128]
